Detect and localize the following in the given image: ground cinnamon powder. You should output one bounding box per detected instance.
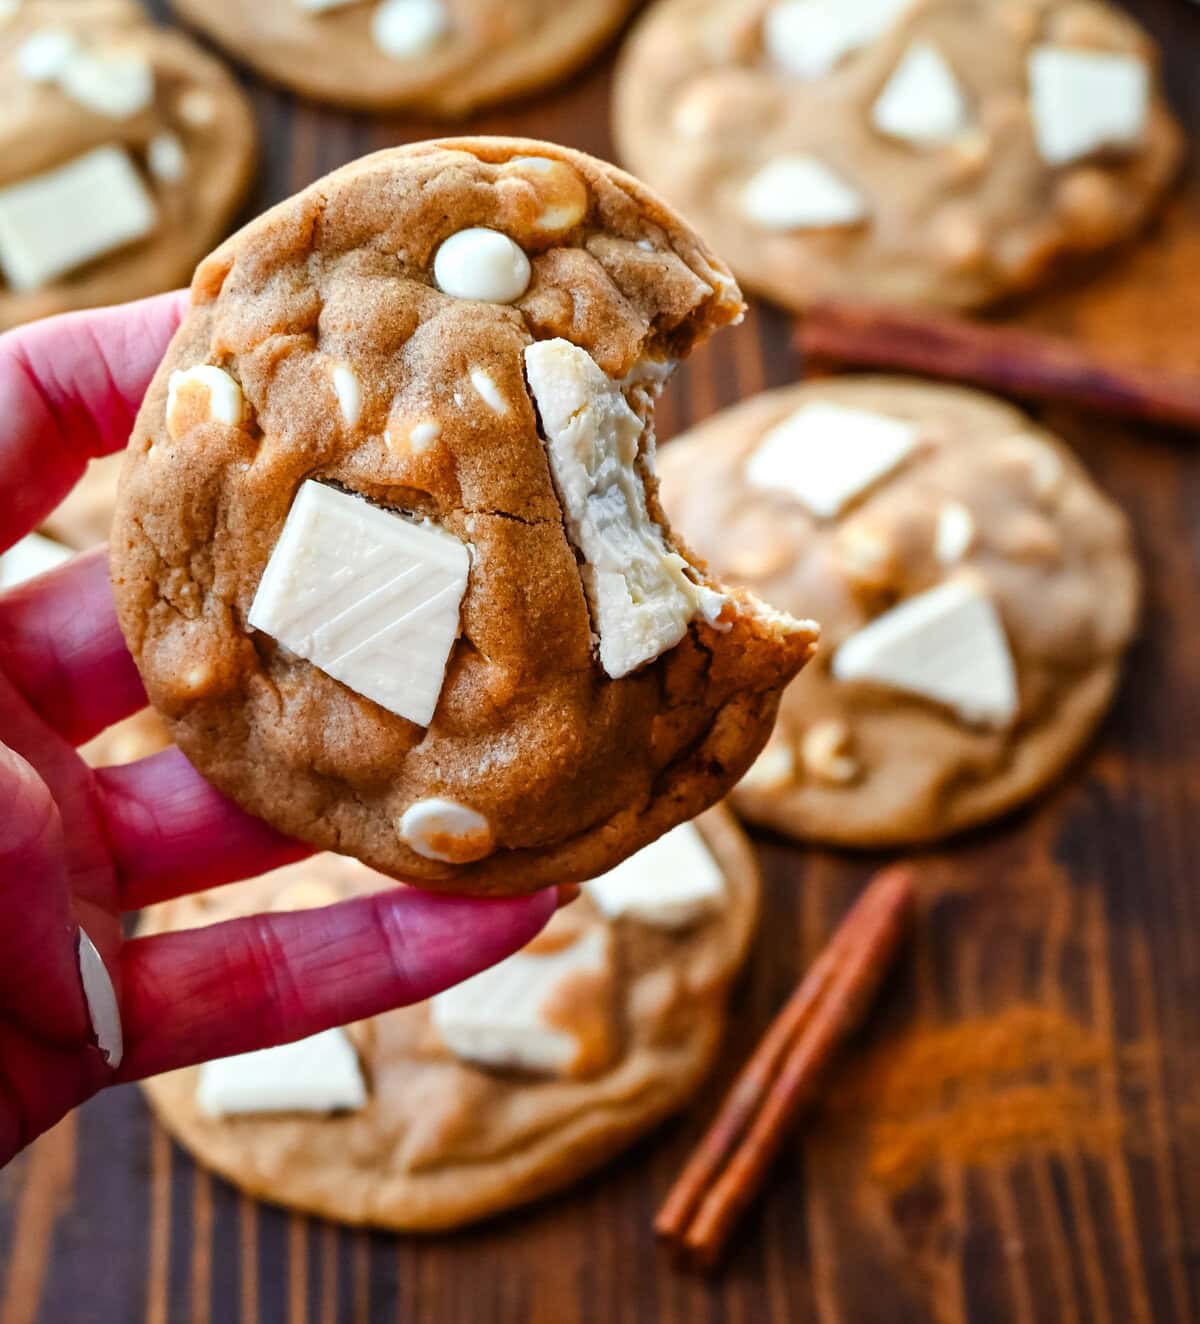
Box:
[823,1006,1123,1192]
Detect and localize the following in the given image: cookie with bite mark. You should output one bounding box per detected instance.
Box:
[111,138,817,895]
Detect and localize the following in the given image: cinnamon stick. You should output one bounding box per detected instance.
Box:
[798,301,1200,433]
[655,865,915,1269]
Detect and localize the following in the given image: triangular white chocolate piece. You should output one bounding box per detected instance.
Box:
[431,927,614,1078]
[196,1028,367,1117]
[248,480,470,728]
[872,41,970,146]
[833,578,1018,727]
[740,156,869,231]
[1028,46,1148,166]
[586,822,727,929]
[746,401,918,518]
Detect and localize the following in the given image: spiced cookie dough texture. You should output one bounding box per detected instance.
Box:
[658,377,1140,846]
[170,0,637,116]
[613,0,1183,311]
[140,806,760,1230]
[0,0,255,329]
[111,140,817,894]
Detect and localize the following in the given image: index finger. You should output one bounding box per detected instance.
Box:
[0,291,187,550]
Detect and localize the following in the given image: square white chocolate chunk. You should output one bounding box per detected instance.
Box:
[765,0,914,79]
[833,578,1018,727]
[247,480,470,728]
[872,41,970,146]
[525,339,722,678]
[586,822,726,930]
[1028,46,1149,166]
[740,156,869,230]
[0,532,73,590]
[432,927,614,1078]
[746,401,919,518]
[0,146,156,293]
[197,1028,367,1117]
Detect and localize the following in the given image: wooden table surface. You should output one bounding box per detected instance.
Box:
[4,2,1200,1321]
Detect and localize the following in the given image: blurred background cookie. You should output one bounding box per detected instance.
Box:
[0,0,256,329]
[140,806,760,1229]
[659,377,1140,845]
[170,0,638,116]
[614,0,1183,311]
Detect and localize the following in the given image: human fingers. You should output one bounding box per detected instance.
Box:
[94,747,312,909]
[0,549,146,746]
[0,291,186,548]
[114,886,557,1081]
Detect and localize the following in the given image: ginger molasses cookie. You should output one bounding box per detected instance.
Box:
[111,139,817,895]
[658,377,1139,846]
[141,806,759,1230]
[0,0,255,330]
[613,0,1183,312]
[171,0,636,117]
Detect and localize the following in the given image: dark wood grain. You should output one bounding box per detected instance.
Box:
[4,2,1200,1320]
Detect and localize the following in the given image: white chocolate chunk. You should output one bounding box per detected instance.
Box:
[833,578,1018,727]
[398,797,494,864]
[166,364,246,437]
[741,156,868,230]
[524,339,722,678]
[432,927,613,1078]
[17,27,78,81]
[371,0,449,61]
[469,368,509,415]
[0,147,156,293]
[801,719,859,783]
[410,420,441,451]
[434,227,531,304]
[1028,46,1148,166]
[935,500,975,564]
[740,731,796,792]
[197,1029,367,1117]
[746,401,918,518]
[586,823,726,930]
[764,0,913,79]
[147,132,186,183]
[0,532,73,590]
[59,51,154,118]
[331,362,363,427]
[176,88,216,126]
[872,41,970,146]
[248,481,470,728]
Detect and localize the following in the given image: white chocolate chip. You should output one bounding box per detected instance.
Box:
[764,0,913,78]
[740,156,868,230]
[801,720,859,784]
[147,132,187,183]
[434,227,531,304]
[469,368,508,416]
[371,0,449,61]
[410,419,441,451]
[197,1029,367,1117]
[507,156,589,233]
[177,88,217,126]
[1028,46,1149,166]
[586,823,727,929]
[17,27,78,81]
[166,364,246,438]
[331,362,363,427]
[872,41,970,147]
[59,51,155,118]
[398,797,495,864]
[935,500,976,564]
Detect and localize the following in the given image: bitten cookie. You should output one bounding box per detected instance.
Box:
[613,0,1183,312]
[170,0,635,117]
[111,139,817,895]
[658,377,1139,846]
[0,0,255,330]
[140,806,759,1230]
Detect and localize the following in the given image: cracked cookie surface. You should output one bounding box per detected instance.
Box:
[659,376,1140,845]
[171,0,636,117]
[140,806,759,1230]
[0,0,255,329]
[111,138,817,895]
[613,0,1183,311]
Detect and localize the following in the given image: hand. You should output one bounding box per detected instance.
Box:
[0,295,557,1166]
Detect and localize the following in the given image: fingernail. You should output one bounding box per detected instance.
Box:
[77,929,123,1070]
[555,883,583,909]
